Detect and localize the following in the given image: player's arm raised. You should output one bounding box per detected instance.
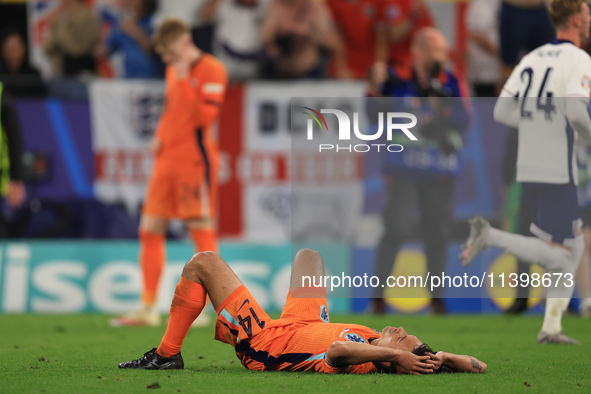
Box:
[427,351,487,374]
[325,341,434,375]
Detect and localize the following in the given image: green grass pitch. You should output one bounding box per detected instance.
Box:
[1,313,590,394]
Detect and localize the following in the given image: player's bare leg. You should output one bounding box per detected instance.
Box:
[110,215,169,327]
[185,217,218,327]
[175,251,242,309]
[287,249,329,322]
[119,251,243,369]
[290,248,325,290]
[576,227,591,317]
[290,248,326,294]
[461,216,584,344]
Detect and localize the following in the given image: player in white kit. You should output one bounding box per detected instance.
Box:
[461,0,591,344]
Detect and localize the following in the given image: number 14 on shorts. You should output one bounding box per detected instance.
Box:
[237,305,266,338]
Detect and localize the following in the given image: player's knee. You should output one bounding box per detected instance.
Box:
[139,215,168,234]
[183,251,221,279]
[294,249,324,275]
[295,248,321,262]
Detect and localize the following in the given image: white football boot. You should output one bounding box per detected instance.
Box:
[460,216,490,267]
[109,305,161,327]
[537,330,581,345]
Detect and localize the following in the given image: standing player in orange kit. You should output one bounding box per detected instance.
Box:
[110,18,228,328]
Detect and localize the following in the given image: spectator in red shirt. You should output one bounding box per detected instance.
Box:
[261,0,349,79]
[382,0,434,67]
[326,0,388,79]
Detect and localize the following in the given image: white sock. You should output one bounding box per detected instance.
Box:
[541,298,569,334]
[580,298,591,311]
[488,230,585,334]
[487,228,572,271]
[540,236,584,334]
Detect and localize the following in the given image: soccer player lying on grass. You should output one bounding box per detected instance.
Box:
[119,249,487,374]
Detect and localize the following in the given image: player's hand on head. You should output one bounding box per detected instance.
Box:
[393,351,434,375]
[173,52,193,79]
[425,352,444,371]
[173,62,190,79]
[149,138,162,155]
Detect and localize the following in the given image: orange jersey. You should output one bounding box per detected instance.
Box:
[143,53,227,220]
[154,53,228,171]
[215,285,385,374]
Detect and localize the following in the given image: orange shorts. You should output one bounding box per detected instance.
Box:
[277,286,329,323]
[142,162,218,220]
[214,285,330,371]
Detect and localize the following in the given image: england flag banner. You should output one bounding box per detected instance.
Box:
[90,79,165,214]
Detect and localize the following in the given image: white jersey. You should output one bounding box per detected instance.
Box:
[502,40,591,184]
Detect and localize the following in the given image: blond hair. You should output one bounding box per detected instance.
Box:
[154,18,190,51]
[548,0,586,29]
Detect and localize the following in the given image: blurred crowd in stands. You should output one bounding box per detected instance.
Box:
[0,0,577,99]
[0,0,532,99]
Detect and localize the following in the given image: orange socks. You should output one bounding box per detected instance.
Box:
[157,277,207,357]
[139,231,165,306]
[140,226,216,306]
[190,228,218,252]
